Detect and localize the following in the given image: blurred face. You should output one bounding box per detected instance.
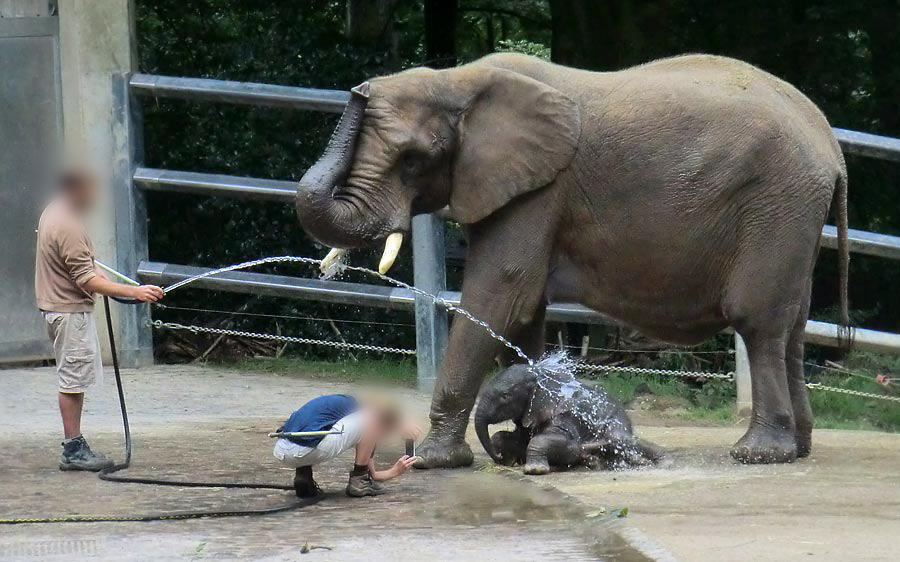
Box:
[60,171,99,212]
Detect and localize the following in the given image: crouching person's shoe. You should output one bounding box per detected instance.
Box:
[293,466,324,499]
[59,436,114,472]
[346,473,386,497]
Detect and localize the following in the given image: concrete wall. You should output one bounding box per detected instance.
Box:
[0,0,53,17]
[58,0,151,366]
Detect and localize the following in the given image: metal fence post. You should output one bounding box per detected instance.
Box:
[110,72,153,367]
[734,333,752,417]
[412,213,449,392]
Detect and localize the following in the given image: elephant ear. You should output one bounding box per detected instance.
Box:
[521,383,555,430]
[449,67,581,224]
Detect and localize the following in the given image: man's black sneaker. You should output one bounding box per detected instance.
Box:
[59,436,114,472]
[293,466,324,499]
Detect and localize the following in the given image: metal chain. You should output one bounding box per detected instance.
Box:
[805,383,900,403]
[152,320,900,403]
[150,320,416,356]
[153,303,415,328]
[573,362,735,380]
[158,255,899,405]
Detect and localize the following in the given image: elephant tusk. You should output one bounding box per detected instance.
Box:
[320,247,348,274]
[378,232,404,275]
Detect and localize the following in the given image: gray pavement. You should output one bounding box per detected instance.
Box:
[2,364,898,561]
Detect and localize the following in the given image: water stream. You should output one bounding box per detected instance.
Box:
[162,255,631,450]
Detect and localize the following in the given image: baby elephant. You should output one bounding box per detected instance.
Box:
[474,363,663,475]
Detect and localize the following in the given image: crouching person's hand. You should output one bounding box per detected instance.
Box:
[372,455,419,482]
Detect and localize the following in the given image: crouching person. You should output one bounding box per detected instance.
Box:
[273,394,420,498]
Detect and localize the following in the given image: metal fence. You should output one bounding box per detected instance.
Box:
[116,72,900,390]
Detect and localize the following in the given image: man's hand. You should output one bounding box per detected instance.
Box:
[83,276,165,302]
[371,455,419,482]
[128,285,165,303]
[390,455,418,477]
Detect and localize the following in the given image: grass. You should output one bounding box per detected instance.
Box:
[587,350,900,432]
[221,356,417,386]
[806,352,900,432]
[590,372,741,424]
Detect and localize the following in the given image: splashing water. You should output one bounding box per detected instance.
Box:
[527,352,632,446]
[162,255,627,446]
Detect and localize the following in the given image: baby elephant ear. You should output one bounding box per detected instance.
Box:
[450,67,581,224]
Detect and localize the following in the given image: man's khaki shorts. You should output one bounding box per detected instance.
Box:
[43,311,103,393]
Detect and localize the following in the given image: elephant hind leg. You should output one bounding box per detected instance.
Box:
[602,439,664,469]
[723,224,823,464]
[632,438,666,465]
[729,325,797,464]
[786,278,814,457]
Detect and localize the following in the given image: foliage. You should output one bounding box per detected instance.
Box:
[495,38,551,60]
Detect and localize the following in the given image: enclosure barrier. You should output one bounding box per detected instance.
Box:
[116,72,900,396]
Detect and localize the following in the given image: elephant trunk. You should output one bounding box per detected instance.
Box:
[296,82,378,248]
[474,404,501,463]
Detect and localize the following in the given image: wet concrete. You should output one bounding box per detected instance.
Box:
[0,366,656,562]
[543,421,900,562]
[2,365,898,561]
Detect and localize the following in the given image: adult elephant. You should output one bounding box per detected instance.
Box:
[295,53,849,466]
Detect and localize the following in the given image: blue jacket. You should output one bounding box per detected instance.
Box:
[279,394,358,447]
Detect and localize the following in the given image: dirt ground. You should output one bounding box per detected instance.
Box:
[1,365,898,562]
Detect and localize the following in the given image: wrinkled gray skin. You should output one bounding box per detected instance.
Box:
[474,365,662,474]
[295,53,849,467]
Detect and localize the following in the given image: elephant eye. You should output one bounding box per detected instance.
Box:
[402,151,424,173]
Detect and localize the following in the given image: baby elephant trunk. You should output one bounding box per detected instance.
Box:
[474,404,501,464]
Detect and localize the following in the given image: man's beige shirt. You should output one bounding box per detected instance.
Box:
[34,197,97,312]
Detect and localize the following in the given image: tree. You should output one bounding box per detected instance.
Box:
[424,0,458,68]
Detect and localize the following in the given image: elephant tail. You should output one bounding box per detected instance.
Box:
[833,171,852,350]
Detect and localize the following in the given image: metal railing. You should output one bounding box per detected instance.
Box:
[115,72,900,390]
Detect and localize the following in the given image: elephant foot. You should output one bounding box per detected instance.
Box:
[730,423,797,464]
[795,427,813,458]
[413,433,473,469]
[523,460,551,475]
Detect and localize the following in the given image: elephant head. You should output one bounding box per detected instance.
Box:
[296,60,581,273]
[474,364,552,463]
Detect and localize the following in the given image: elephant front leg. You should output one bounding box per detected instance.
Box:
[415,198,556,469]
[523,432,580,475]
[416,299,544,468]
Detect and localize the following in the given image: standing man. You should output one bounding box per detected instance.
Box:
[35,168,164,471]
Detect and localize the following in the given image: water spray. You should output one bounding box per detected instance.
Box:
[158,254,619,445]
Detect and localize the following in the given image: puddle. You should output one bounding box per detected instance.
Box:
[410,471,665,562]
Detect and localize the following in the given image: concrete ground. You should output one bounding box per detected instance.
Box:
[1,365,898,561]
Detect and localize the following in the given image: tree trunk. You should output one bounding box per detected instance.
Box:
[424,0,457,68]
[345,0,398,45]
[866,0,900,135]
[549,0,668,70]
